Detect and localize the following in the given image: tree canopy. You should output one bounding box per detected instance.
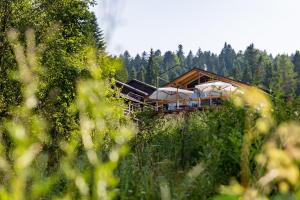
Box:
[119,43,300,96]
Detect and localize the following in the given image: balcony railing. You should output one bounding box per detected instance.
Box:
[150,95,229,113]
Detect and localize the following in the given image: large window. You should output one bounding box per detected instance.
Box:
[186,75,211,89]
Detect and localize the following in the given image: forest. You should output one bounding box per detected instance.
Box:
[118,44,300,97]
[1,0,300,200]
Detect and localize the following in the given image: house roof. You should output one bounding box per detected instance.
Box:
[116,80,148,96]
[126,79,157,96]
[164,68,251,88]
[120,93,144,104]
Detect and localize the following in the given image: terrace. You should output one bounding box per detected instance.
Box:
[147,81,240,113]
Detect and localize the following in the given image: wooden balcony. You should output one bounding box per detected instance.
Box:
[150,95,228,113]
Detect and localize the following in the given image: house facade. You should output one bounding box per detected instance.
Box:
[117,68,263,113]
[148,68,256,112]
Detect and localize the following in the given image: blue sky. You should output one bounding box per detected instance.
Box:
[91,0,300,56]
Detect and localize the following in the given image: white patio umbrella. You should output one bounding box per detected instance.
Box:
[149,87,193,101]
[195,81,239,96]
[149,87,194,109]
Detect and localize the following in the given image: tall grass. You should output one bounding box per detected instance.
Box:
[118,105,247,199]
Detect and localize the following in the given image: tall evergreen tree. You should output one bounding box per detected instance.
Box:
[176,44,185,73]
[133,54,142,71]
[272,55,297,96]
[137,65,146,82]
[186,50,194,69]
[141,51,148,68]
[193,48,204,69]
[129,68,136,80]
[147,49,159,85]
[242,44,261,84]
[232,52,243,80]
[122,50,131,71]
[219,42,236,74]
[204,51,218,73]
[90,12,105,50]
[162,51,179,82]
[292,51,300,95]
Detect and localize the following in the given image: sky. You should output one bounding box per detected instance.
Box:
[91,0,300,56]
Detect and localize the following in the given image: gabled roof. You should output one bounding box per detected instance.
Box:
[126,79,157,96]
[116,80,148,96]
[119,93,144,104]
[164,68,251,88]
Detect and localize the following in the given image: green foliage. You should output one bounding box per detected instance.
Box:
[272,55,297,97]
[0,29,135,199]
[146,49,159,85]
[136,66,146,82]
[119,44,300,97]
[293,51,300,94]
[116,62,129,82]
[118,104,247,199]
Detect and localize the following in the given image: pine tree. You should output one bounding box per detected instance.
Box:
[176,44,185,73]
[132,54,142,71]
[129,68,136,80]
[193,48,204,69]
[186,50,194,69]
[233,51,245,80]
[137,66,146,82]
[147,49,159,85]
[204,51,218,73]
[122,50,131,71]
[162,51,179,81]
[219,42,236,74]
[272,55,297,96]
[242,44,262,84]
[90,12,105,50]
[292,51,300,95]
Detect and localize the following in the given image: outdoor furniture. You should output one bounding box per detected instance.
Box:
[195,81,238,97]
[149,87,193,110]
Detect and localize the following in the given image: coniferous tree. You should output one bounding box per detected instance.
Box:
[154,49,163,73]
[129,68,136,80]
[116,65,129,82]
[232,51,244,80]
[118,45,300,97]
[292,51,300,95]
[219,42,236,74]
[256,52,272,87]
[193,48,204,69]
[90,12,105,50]
[242,44,260,83]
[141,51,148,68]
[186,50,194,69]
[122,50,131,71]
[133,54,142,71]
[272,55,297,96]
[163,51,179,82]
[137,66,146,82]
[176,44,185,73]
[204,51,218,73]
[147,49,159,85]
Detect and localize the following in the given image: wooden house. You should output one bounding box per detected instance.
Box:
[150,68,257,112]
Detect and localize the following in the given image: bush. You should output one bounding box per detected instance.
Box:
[118,104,247,199]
